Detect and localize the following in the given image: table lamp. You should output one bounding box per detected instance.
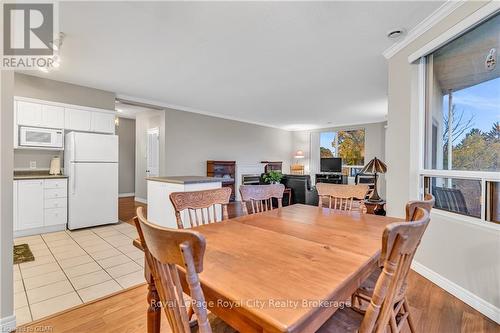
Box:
[360,157,387,202]
[291,150,305,174]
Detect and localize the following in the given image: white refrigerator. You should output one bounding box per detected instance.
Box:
[65,132,119,230]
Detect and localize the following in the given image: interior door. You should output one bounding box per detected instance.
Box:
[146,127,160,177]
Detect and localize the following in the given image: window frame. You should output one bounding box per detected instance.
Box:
[416,9,500,228]
[319,128,366,168]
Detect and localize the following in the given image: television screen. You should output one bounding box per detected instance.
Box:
[320,158,342,172]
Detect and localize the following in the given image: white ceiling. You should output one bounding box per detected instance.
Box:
[34,1,443,130]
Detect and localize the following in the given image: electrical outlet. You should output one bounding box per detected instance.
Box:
[29,161,36,169]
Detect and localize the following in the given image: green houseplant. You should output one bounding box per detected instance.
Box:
[263,171,284,184]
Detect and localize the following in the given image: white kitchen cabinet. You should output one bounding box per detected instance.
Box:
[41,104,65,128]
[44,208,67,226]
[91,112,115,134]
[14,178,68,236]
[17,180,44,231]
[17,101,65,129]
[44,179,67,189]
[14,98,117,145]
[17,101,43,127]
[65,108,92,131]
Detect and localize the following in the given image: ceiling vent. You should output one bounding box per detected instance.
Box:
[387,28,406,39]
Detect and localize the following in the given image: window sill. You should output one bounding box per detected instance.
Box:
[431,209,500,233]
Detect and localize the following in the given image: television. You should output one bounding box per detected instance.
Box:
[320,158,342,173]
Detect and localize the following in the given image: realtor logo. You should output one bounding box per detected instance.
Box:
[2,2,58,70]
[3,3,53,55]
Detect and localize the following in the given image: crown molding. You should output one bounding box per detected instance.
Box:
[408,1,500,63]
[383,0,466,59]
[116,93,288,131]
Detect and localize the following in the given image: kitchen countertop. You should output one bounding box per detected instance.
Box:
[146,176,223,184]
[14,170,68,180]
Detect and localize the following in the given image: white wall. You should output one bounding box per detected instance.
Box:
[163,108,292,176]
[117,118,136,195]
[386,0,499,322]
[14,150,63,170]
[0,71,15,330]
[14,73,116,110]
[291,122,386,197]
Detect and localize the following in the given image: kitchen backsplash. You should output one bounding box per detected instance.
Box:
[14,150,63,170]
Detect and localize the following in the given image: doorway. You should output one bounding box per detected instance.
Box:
[146,127,159,178]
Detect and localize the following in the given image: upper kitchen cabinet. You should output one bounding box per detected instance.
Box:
[65,108,92,131]
[17,101,65,128]
[41,105,65,128]
[91,112,115,134]
[16,101,43,127]
[15,97,116,136]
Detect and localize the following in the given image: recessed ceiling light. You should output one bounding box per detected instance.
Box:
[387,28,406,39]
[116,108,123,113]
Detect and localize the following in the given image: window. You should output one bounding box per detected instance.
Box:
[320,129,365,176]
[423,177,481,218]
[422,13,500,223]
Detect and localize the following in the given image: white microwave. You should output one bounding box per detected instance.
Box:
[19,126,64,149]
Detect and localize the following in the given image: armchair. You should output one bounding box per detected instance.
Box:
[282,174,318,206]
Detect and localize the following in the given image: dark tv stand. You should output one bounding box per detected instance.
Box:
[315,173,344,184]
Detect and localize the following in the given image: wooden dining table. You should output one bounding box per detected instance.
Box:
[135,204,402,333]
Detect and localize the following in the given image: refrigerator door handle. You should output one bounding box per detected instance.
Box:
[72,163,76,194]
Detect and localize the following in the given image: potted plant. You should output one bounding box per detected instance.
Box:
[263,171,284,184]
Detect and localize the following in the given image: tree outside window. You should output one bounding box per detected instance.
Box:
[320,129,365,166]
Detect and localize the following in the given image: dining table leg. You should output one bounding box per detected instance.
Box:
[145,260,161,333]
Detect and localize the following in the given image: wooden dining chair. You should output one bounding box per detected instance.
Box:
[406,193,435,221]
[239,184,285,215]
[316,183,370,212]
[170,187,232,229]
[317,208,431,333]
[351,194,435,333]
[133,207,237,333]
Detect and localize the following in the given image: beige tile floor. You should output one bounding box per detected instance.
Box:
[14,222,145,326]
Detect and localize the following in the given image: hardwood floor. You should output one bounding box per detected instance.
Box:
[119,196,147,224]
[17,198,498,332]
[119,196,244,224]
[17,271,498,333]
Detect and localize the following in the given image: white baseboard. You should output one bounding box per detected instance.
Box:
[412,261,500,324]
[134,197,147,204]
[119,192,135,198]
[0,314,16,332]
[14,224,66,238]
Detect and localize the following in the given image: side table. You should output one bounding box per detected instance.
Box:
[364,200,386,216]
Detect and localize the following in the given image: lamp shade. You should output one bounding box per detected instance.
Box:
[360,157,387,174]
[294,150,305,159]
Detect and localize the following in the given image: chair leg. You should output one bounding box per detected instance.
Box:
[188,304,194,320]
[402,298,416,333]
[389,310,398,333]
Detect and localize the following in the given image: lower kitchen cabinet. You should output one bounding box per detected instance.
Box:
[14,178,68,237]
